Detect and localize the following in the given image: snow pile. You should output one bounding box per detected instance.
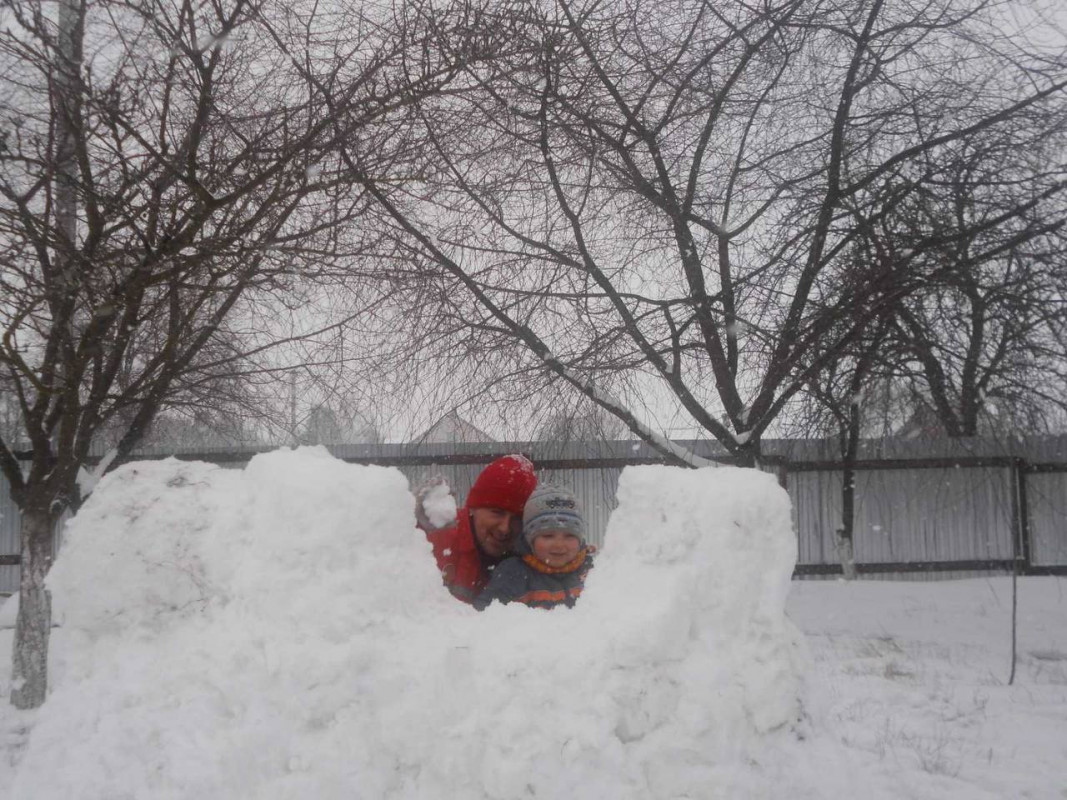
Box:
[10,450,845,799]
[459,466,837,798]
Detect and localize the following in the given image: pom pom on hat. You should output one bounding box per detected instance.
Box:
[465,454,538,516]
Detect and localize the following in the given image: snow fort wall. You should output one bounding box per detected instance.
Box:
[12,449,848,799]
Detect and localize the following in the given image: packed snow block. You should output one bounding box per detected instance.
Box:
[446,465,811,799]
[13,453,821,799]
[14,448,454,800]
[46,458,244,634]
[595,466,810,792]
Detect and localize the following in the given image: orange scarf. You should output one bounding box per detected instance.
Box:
[523,547,590,575]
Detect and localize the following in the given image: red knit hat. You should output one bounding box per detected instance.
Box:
[465,455,537,515]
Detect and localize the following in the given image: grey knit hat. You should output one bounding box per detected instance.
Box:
[523,484,586,546]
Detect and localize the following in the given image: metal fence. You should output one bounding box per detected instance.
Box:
[0,476,18,595]
[2,437,1066,593]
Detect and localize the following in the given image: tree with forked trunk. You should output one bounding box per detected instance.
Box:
[0,0,488,708]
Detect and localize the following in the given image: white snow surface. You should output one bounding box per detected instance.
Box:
[75,447,118,500]
[0,448,1064,798]
[1,450,817,798]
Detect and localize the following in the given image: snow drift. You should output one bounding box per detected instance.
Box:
[10,448,852,799]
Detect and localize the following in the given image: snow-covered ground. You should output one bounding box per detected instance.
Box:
[789,578,1067,800]
[0,449,1063,799]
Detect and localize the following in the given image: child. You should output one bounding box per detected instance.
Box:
[474,484,593,610]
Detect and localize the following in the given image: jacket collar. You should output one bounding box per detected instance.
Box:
[522,548,590,575]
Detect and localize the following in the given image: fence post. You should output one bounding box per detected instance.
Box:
[775,459,789,490]
[1010,458,1033,575]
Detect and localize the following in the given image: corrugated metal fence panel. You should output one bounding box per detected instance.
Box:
[1028,472,1067,566]
[769,434,1067,461]
[1,477,18,594]
[786,466,1014,565]
[788,470,840,566]
[1,442,1064,592]
[853,467,1014,563]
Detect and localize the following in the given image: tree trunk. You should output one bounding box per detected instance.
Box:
[733,436,762,469]
[835,395,863,581]
[54,0,83,249]
[11,503,56,709]
[835,466,858,581]
[10,0,85,712]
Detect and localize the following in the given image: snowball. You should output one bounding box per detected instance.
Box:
[11,452,851,799]
[422,481,457,529]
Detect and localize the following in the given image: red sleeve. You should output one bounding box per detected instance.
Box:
[425,514,487,602]
[426,524,459,573]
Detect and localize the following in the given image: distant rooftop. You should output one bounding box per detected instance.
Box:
[412,411,496,445]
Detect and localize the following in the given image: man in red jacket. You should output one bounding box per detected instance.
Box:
[419,455,537,603]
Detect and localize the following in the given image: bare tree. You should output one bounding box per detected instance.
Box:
[0,0,479,708]
[887,134,1067,437]
[784,108,1066,574]
[351,0,1066,468]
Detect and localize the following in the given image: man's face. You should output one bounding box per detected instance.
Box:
[470,507,520,558]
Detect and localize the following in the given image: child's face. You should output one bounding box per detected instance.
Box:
[531,530,582,568]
